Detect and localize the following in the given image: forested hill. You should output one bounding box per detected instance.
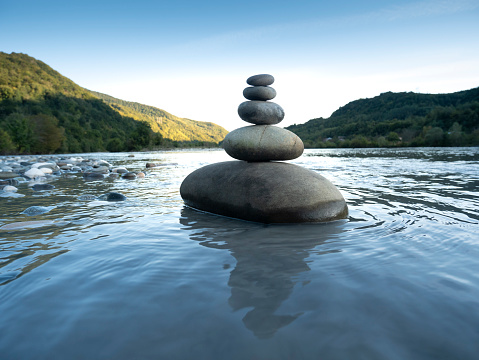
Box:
[0,52,227,154]
[89,91,228,143]
[286,88,479,148]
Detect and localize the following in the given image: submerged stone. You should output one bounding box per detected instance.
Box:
[83,172,105,180]
[98,192,127,201]
[122,172,137,179]
[0,172,18,179]
[21,206,55,216]
[32,183,55,191]
[180,161,348,223]
[223,125,304,162]
[24,168,45,179]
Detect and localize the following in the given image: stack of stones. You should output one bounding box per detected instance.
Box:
[180,74,348,223]
[222,74,303,162]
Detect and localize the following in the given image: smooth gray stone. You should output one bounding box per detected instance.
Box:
[39,163,60,172]
[0,179,19,186]
[122,172,137,179]
[0,172,18,179]
[180,161,348,223]
[83,172,105,181]
[32,184,55,191]
[243,86,276,101]
[78,195,97,201]
[238,101,285,125]
[98,192,127,201]
[223,125,303,162]
[21,206,55,216]
[247,74,274,86]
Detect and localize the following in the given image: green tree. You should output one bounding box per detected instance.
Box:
[106,138,124,152]
[424,127,444,146]
[447,122,465,146]
[4,113,35,153]
[0,129,16,154]
[30,114,64,153]
[386,131,401,143]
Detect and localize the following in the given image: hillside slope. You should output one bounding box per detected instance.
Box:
[286,88,479,148]
[90,91,228,143]
[0,52,226,154]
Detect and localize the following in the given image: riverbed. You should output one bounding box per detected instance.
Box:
[1,147,478,359]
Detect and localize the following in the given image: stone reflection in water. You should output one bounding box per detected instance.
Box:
[180,207,345,339]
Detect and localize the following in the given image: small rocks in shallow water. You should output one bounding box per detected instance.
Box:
[237,101,285,125]
[112,167,128,174]
[146,163,159,168]
[21,206,55,216]
[122,172,137,180]
[247,74,274,86]
[32,183,55,191]
[78,195,98,201]
[1,185,17,192]
[0,220,55,230]
[83,172,105,180]
[243,86,276,101]
[90,165,110,174]
[96,160,112,167]
[98,192,127,201]
[0,172,18,179]
[1,179,19,186]
[136,172,145,178]
[24,168,45,179]
[38,167,53,175]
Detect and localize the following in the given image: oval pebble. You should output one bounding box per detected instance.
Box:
[98,192,127,201]
[122,172,137,179]
[78,195,98,201]
[21,206,55,216]
[0,172,19,179]
[32,184,55,191]
[246,74,274,86]
[24,168,46,179]
[238,101,285,125]
[243,86,276,101]
[223,125,304,162]
[1,185,17,192]
[0,220,55,230]
[83,172,105,180]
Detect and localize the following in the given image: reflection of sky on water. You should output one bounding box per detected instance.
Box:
[180,207,345,339]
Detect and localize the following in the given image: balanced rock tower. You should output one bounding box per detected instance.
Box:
[180,74,348,223]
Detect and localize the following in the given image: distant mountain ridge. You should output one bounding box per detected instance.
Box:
[0,52,227,154]
[286,87,479,148]
[89,91,228,143]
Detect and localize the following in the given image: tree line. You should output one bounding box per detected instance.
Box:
[286,88,479,148]
[0,52,225,154]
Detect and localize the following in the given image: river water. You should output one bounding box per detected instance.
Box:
[1,147,478,359]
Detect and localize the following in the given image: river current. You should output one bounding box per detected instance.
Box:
[1,147,478,359]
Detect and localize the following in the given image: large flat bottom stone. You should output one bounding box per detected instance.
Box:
[180,161,348,223]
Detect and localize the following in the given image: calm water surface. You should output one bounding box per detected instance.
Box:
[1,148,478,359]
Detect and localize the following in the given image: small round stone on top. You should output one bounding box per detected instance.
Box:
[246,74,274,86]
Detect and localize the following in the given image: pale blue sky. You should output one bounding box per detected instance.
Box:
[1,0,479,130]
